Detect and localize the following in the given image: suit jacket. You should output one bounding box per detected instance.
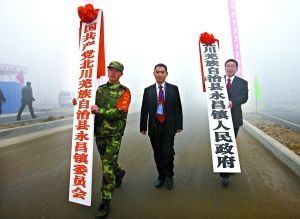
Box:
[140,82,183,137]
[228,76,248,128]
[21,86,35,103]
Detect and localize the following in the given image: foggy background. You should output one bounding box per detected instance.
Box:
[0,0,299,114]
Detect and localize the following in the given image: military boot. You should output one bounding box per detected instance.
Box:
[96,199,110,218]
[115,169,125,188]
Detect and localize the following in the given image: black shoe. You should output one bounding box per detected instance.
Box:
[32,115,37,119]
[165,177,174,190]
[221,176,230,187]
[96,200,110,218]
[115,169,125,188]
[16,117,21,121]
[155,179,165,188]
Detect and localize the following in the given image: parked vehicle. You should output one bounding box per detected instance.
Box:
[58,91,75,107]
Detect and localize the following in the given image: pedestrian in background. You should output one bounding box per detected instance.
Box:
[0,88,6,115]
[16,81,36,120]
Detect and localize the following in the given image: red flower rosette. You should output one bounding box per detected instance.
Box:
[199,32,217,45]
[198,32,219,92]
[78,4,99,23]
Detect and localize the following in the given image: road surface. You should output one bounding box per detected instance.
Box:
[247,103,300,131]
[1,105,300,218]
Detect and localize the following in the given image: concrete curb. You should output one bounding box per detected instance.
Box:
[0,118,72,149]
[243,119,300,178]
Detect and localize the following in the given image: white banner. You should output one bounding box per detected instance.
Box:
[69,10,102,206]
[199,42,241,173]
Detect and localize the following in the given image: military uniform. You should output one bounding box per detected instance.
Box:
[94,82,131,201]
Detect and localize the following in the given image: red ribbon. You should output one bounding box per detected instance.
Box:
[78,4,99,23]
[198,32,219,92]
[199,32,219,45]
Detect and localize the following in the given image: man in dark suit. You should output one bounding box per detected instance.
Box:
[140,63,183,190]
[16,81,37,120]
[221,59,248,187]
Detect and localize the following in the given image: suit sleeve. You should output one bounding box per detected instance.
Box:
[231,80,248,106]
[140,88,149,132]
[175,86,183,130]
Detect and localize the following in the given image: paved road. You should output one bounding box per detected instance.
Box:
[1,104,300,219]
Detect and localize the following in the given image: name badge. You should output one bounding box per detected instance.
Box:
[157,104,164,114]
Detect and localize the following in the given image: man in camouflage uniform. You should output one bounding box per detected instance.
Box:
[91,61,131,217]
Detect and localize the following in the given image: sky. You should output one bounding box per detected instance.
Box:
[0,0,299,113]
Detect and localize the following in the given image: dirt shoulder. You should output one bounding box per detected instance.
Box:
[244,113,300,156]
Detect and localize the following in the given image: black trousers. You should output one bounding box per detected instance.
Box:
[220,127,239,178]
[17,101,35,118]
[0,102,2,115]
[149,121,175,180]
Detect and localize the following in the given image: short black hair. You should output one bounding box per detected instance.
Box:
[154,63,168,72]
[26,81,31,86]
[225,59,238,67]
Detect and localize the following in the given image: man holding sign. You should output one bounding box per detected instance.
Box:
[93,61,131,217]
[221,59,248,187]
[73,61,131,217]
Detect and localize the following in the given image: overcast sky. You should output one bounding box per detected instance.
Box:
[0,0,299,112]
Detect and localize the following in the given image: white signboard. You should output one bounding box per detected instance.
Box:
[69,10,102,206]
[199,41,241,173]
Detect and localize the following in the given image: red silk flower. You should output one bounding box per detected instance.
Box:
[78,4,99,23]
[199,32,217,45]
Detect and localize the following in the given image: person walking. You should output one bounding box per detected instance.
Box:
[16,81,36,120]
[220,59,248,187]
[73,61,131,218]
[0,88,6,115]
[140,63,183,190]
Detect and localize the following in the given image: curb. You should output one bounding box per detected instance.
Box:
[243,119,300,178]
[0,118,73,149]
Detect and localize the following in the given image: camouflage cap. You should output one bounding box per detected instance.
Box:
[107,61,124,72]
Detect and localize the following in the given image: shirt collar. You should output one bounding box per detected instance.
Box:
[226,75,235,82]
[156,82,166,90]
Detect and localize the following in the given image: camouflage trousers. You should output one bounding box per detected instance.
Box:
[95,136,122,201]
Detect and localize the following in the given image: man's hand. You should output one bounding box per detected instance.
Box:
[91,105,99,114]
[72,98,77,106]
[141,130,147,135]
[176,129,182,133]
[228,100,233,109]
